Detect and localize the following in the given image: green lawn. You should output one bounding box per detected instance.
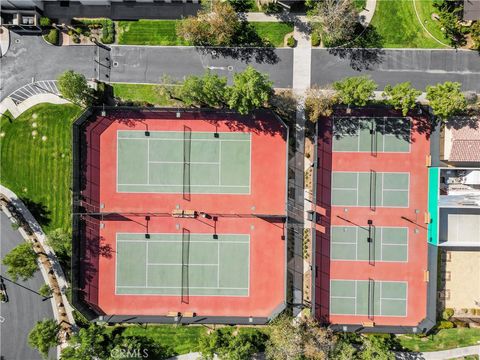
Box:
[369,0,448,48]
[250,22,294,47]
[0,104,83,233]
[117,20,189,46]
[398,328,480,352]
[355,0,367,10]
[111,83,178,106]
[116,325,206,354]
[117,20,293,47]
[413,0,450,47]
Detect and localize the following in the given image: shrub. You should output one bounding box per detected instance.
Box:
[442,308,454,320]
[453,320,469,328]
[472,21,480,50]
[75,27,82,35]
[100,19,115,44]
[287,35,295,47]
[437,320,454,329]
[39,283,53,298]
[72,35,81,44]
[39,17,52,28]
[44,28,59,45]
[311,31,321,46]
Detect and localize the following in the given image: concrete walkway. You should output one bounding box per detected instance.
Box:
[421,345,480,360]
[359,0,377,26]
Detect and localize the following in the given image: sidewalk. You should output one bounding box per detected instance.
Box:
[0,26,10,57]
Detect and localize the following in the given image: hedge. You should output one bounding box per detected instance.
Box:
[44,28,59,45]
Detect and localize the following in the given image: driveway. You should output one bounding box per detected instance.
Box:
[0,212,54,360]
[311,48,480,91]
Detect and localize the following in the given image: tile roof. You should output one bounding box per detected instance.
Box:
[449,140,480,162]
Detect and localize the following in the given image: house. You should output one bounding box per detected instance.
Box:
[463,0,480,21]
[440,119,480,167]
[1,0,201,32]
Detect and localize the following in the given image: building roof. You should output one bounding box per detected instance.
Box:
[464,0,480,21]
[450,140,480,162]
[447,119,480,162]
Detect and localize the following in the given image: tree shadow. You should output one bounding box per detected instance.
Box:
[195,20,280,65]
[444,115,479,131]
[18,197,52,230]
[327,23,385,71]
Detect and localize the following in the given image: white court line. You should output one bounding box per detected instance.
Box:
[218,141,222,186]
[117,183,249,187]
[145,242,149,286]
[147,263,219,266]
[217,241,220,287]
[118,240,249,244]
[118,137,250,143]
[147,138,150,185]
[148,161,220,165]
[356,172,359,206]
[117,285,248,289]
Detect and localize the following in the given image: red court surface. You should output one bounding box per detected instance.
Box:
[77,109,287,319]
[314,108,431,327]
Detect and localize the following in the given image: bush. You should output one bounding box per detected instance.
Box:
[311,31,321,46]
[286,35,295,47]
[442,308,454,320]
[453,320,469,328]
[44,28,59,45]
[437,320,455,329]
[72,35,81,44]
[472,21,480,50]
[38,283,53,298]
[39,17,52,28]
[100,19,115,44]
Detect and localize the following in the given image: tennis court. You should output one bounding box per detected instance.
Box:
[332,171,409,207]
[331,226,408,262]
[117,130,251,194]
[330,280,407,317]
[116,232,250,296]
[333,117,411,153]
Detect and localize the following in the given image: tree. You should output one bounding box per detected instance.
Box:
[199,327,267,360]
[356,335,396,360]
[333,76,377,108]
[227,66,273,115]
[2,242,38,281]
[57,70,94,106]
[305,87,338,122]
[382,82,421,116]
[177,71,227,108]
[61,324,110,360]
[433,0,466,47]
[47,229,72,258]
[28,319,59,358]
[331,339,356,360]
[110,334,172,360]
[265,315,335,360]
[176,1,240,46]
[309,0,358,46]
[426,81,467,120]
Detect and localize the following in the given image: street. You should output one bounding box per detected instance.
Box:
[1,33,480,101]
[0,212,54,360]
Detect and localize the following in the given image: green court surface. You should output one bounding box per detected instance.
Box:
[331,226,408,262]
[333,117,411,153]
[117,130,251,194]
[116,233,250,296]
[330,280,407,317]
[332,171,409,207]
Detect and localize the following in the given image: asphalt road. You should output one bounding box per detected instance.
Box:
[0,212,54,360]
[311,48,480,91]
[110,45,294,87]
[2,34,480,101]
